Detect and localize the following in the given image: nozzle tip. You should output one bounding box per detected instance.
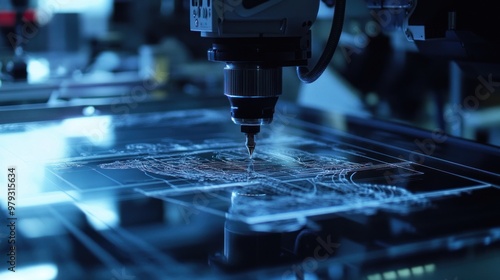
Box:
[247,146,255,158]
[245,133,256,158]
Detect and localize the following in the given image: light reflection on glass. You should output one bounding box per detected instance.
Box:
[37,0,112,13]
[0,263,58,280]
[18,216,66,238]
[0,116,114,206]
[76,199,119,230]
[61,115,114,147]
[0,125,67,203]
[23,191,80,208]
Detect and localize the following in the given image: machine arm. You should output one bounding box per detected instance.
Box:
[190,0,346,156]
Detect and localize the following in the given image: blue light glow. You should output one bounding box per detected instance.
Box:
[0,263,58,280]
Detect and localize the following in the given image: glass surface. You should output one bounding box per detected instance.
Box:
[1,105,498,279]
[1,108,491,229]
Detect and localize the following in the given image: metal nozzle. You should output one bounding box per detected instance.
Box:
[225,64,281,126]
[224,64,281,158]
[241,125,260,158]
[245,133,256,158]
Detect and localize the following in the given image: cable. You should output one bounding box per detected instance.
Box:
[297,0,346,83]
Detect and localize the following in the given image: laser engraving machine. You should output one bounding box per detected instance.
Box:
[190,0,345,156]
[190,0,500,154]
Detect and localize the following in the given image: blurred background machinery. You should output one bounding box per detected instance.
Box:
[0,0,499,145]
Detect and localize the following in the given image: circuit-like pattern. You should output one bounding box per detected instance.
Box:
[99,142,425,220]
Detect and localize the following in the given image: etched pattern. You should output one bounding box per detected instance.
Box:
[99,142,425,221]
